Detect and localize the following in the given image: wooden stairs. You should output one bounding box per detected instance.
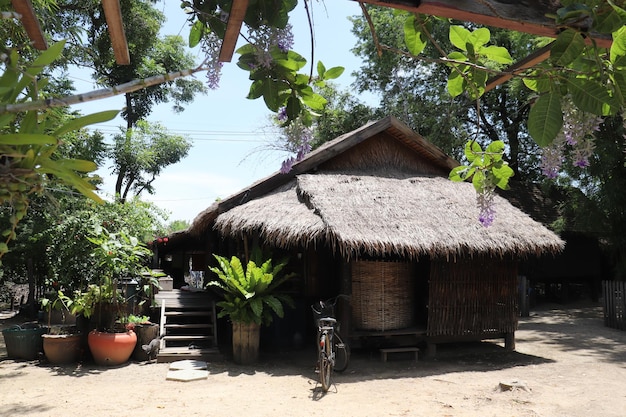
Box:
[154,289,220,363]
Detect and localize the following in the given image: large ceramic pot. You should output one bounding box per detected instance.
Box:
[232,322,260,365]
[87,330,137,366]
[42,333,82,364]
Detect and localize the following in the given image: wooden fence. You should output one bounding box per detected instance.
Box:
[603,280,626,330]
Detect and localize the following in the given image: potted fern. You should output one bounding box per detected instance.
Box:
[208,246,295,365]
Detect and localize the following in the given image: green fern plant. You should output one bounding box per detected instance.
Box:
[208,246,295,326]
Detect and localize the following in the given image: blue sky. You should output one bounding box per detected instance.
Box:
[68,0,371,223]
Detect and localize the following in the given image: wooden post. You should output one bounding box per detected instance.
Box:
[504,332,515,351]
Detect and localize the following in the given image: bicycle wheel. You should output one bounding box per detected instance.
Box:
[319,334,332,392]
[333,332,350,372]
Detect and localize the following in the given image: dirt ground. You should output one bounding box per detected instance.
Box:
[1,302,625,417]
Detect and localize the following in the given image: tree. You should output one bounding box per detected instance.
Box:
[55,0,207,128]
[111,120,192,203]
[349,8,543,177]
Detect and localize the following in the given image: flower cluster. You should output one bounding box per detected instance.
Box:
[246,23,294,69]
[540,101,600,178]
[201,31,224,89]
[280,127,312,174]
[476,174,496,227]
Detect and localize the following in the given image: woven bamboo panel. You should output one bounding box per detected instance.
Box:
[351,260,415,331]
[427,258,518,337]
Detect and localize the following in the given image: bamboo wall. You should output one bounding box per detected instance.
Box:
[427,258,518,337]
[603,280,626,330]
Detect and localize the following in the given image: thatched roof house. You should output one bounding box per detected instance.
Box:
[162,116,564,354]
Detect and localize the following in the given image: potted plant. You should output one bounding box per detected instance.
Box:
[208,246,295,365]
[40,290,82,364]
[70,226,152,366]
[123,314,160,361]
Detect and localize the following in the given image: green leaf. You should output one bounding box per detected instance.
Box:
[468,27,490,48]
[528,93,563,147]
[236,44,257,56]
[485,140,505,161]
[273,50,307,71]
[550,29,586,67]
[404,14,427,56]
[593,9,623,34]
[567,77,616,115]
[481,45,513,64]
[492,164,515,189]
[285,95,301,120]
[301,92,327,111]
[263,80,283,111]
[0,134,56,145]
[447,71,465,98]
[449,165,474,182]
[610,26,626,63]
[449,25,471,51]
[471,169,485,192]
[26,40,66,75]
[189,20,204,48]
[247,80,264,99]
[317,61,326,78]
[323,66,344,80]
[55,159,98,173]
[53,110,119,137]
[464,140,482,163]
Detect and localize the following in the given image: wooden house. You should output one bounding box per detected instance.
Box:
[157,116,563,355]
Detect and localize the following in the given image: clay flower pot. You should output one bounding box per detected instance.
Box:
[87,330,137,366]
[42,333,82,364]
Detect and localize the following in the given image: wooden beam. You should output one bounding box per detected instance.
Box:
[219,0,249,62]
[102,0,130,65]
[485,43,553,92]
[11,0,47,50]
[357,0,613,49]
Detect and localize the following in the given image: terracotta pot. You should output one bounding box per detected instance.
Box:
[87,330,137,366]
[42,333,81,364]
[232,322,260,365]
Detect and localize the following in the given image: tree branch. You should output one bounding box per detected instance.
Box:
[358,2,383,58]
[0,65,209,113]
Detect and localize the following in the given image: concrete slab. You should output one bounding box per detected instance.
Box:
[169,360,208,370]
[166,369,208,382]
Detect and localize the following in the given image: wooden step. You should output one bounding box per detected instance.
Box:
[164,310,212,317]
[162,335,213,341]
[164,323,213,330]
[157,347,220,363]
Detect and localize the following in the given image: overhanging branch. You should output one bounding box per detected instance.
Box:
[0,66,209,113]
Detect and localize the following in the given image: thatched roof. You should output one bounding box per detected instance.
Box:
[189,116,457,235]
[185,116,564,259]
[213,171,563,259]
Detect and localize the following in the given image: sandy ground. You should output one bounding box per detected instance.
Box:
[1,302,626,417]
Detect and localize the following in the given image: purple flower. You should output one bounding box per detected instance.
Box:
[479,207,496,227]
[276,24,294,52]
[277,107,288,123]
[477,190,496,227]
[574,158,589,168]
[280,157,295,174]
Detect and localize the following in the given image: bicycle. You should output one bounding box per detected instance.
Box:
[311,295,350,392]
